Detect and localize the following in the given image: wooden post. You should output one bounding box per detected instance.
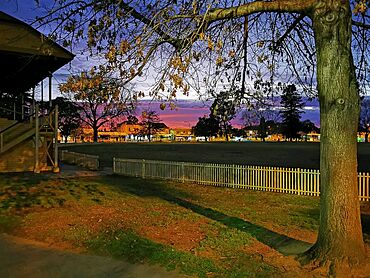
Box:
[53,105,59,173]
[41,80,44,114]
[34,104,40,173]
[142,159,145,179]
[13,102,16,120]
[49,74,52,109]
[29,87,35,125]
[181,162,185,183]
[297,168,301,195]
[21,93,24,120]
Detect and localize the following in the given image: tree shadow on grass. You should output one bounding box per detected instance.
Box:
[104,175,313,256]
[0,173,105,212]
[361,206,370,244]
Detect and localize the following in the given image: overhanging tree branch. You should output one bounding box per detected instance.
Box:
[274,14,306,49]
[204,0,315,22]
[352,19,370,29]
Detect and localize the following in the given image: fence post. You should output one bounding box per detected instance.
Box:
[53,105,59,173]
[83,153,86,167]
[232,164,235,188]
[113,157,116,173]
[34,104,40,173]
[297,168,301,195]
[181,162,185,183]
[142,159,146,179]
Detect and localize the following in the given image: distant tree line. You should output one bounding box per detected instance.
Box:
[51,95,167,143]
[192,90,238,141]
[254,84,320,141]
[193,85,320,141]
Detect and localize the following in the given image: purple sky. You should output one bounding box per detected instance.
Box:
[137,100,320,129]
[0,1,320,129]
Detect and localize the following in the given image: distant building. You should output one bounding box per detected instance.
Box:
[172,128,193,141]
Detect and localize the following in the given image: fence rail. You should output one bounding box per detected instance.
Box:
[113,158,370,202]
[60,150,99,170]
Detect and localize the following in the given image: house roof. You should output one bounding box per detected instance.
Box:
[0,11,74,94]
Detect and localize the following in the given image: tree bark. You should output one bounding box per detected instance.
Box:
[93,127,98,142]
[147,123,152,142]
[304,0,365,268]
[365,130,369,143]
[224,122,229,142]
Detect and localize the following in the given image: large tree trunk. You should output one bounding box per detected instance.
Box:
[93,127,98,142]
[224,122,229,142]
[304,0,365,269]
[365,130,369,143]
[148,124,152,142]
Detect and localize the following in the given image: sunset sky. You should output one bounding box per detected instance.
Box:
[0,1,320,129]
[136,100,320,129]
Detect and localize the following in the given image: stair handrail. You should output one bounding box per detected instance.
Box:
[0,111,36,134]
[0,112,36,153]
[0,103,57,152]
[0,106,22,115]
[0,104,32,120]
[34,104,59,173]
[0,104,57,148]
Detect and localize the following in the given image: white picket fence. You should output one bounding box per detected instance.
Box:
[113,158,370,201]
[60,150,99,170]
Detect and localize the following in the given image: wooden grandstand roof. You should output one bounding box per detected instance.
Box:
[0,11,74,93]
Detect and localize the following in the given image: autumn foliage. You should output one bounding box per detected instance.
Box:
[59,69,132,142]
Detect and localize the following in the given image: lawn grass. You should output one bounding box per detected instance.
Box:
[0,214,21,233]
[61,141,370,172]
[61,142,321,169]
[88,230,221,277]
[0,172,368,277]
[0,173,105,211]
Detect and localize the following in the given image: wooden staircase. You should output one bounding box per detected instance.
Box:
[0,122,34,153]
[0,105,59,173]
[0,118,16,130]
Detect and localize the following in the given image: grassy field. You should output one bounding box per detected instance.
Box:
[2,142,369,276]
[61,142,370,171]
[0,171,369,277]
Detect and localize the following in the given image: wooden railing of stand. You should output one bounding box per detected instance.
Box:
[34,104,59,173]
[0,104,59,172]
[0,108,35,153]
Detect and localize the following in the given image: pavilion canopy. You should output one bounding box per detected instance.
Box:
[0,11,74,94]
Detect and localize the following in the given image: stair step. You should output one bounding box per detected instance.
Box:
[0,118,17,131]
[0,137,49,172]
[2,124,34,145]
[1,128,35,153]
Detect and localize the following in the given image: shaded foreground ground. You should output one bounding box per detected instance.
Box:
[0,233,184,278]
[61,142,370,172]
[0,168,369,277]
